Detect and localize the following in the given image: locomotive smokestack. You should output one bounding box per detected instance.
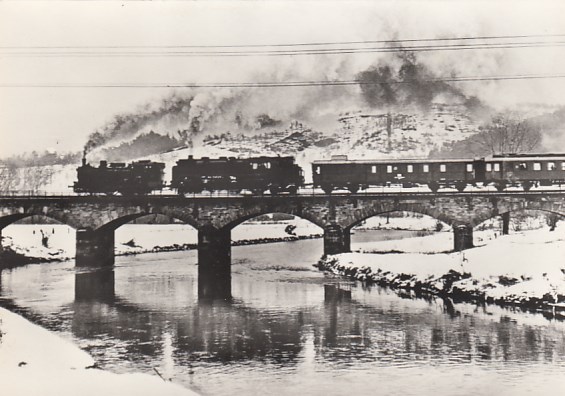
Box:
[82,150,87,166]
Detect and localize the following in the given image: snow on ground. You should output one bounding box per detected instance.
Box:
[0,308,198,396]
[322,224,565,306]
[1,218,322,259]
[1,224,76,260]
[354,213,445,231]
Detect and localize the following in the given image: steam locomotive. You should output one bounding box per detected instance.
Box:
[73,153,565,195]
[73,158,165,195]
[171,155,303,195]
[312,153,565,193]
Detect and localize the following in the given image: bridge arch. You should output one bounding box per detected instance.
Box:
[342,204,458,232]
[222,211,325,232]
[94,209,201,232]
[470,205,565,228]
[0,210,82,230]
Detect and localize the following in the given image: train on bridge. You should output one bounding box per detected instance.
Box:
[73,153,565,195]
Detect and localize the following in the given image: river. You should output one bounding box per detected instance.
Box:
[1,230,565,395]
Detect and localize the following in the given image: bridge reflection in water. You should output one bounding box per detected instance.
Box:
[68,270,565,371]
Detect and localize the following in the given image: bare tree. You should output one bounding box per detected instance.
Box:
[477,112,541,155]
[23,166,54,193]
[0,165,21,193]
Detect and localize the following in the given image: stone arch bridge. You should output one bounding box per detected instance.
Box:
[1,192,564,298]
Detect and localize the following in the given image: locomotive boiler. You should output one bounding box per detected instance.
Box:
[171,155,303,195]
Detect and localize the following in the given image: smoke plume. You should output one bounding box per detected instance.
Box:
[356,51,470,110]
[83,49,495,155]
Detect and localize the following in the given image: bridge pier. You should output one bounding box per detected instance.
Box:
[198,225,231,300]
[75,229,115,267]
[324,224,350,255]
[453,224,474,251]
[502,212,510,235]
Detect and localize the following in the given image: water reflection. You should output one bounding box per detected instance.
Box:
[2,241,565,395]
[75,269,115,302]
[65,271,565,370]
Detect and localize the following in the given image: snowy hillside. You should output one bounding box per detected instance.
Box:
[9,102,482,193]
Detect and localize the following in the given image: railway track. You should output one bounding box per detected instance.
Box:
[1,188,565,201]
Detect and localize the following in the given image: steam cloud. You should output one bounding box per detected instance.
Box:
[356,52,472,110]
[83,50,488,155]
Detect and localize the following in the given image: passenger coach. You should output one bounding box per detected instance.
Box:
[312,154,565,193]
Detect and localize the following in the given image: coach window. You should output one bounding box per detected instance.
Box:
[466,163,473,172]
[517,162,527,170]
[371,165,377,174]
[252,163,258,170]
[407,164,413,173]
[486,163,492,172]
[533,162,542,171]
[423,164,429,173]
[440,164,447,173]
[562,162,565,171]
[315,166,321,174]
[387,165,393,173]
[265,162,271,169]
[548,162,556,171]
[494,163,500,172]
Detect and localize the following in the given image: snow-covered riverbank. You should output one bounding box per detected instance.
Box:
[0,307,198,396]
[319,224,565,310]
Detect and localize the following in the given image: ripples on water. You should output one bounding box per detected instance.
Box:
[2,235,565,395]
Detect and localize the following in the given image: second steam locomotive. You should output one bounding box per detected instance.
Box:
[74,153,565,195]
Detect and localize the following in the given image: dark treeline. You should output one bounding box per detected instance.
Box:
[96,131,185,161]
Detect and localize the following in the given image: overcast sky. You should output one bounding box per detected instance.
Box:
[1,0,564,157]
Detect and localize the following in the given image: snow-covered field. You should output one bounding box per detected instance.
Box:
[0,308,198,396]
[320,224,565,308]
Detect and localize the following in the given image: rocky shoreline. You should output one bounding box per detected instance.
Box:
[0,247,64,269]
[315,254,565,313]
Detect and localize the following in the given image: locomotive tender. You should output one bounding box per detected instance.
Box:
[171,155,303,195]
[312,153,565,193]
[73,158,165,195]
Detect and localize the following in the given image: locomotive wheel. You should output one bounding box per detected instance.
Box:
[321,184,333,195]
[347,185,359,194]
[287,185,298,195]
[521,181,533,191]
[428,182,440,193]
[268,185,281,195]
[455,182,466,192]
[495,182,506,192]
